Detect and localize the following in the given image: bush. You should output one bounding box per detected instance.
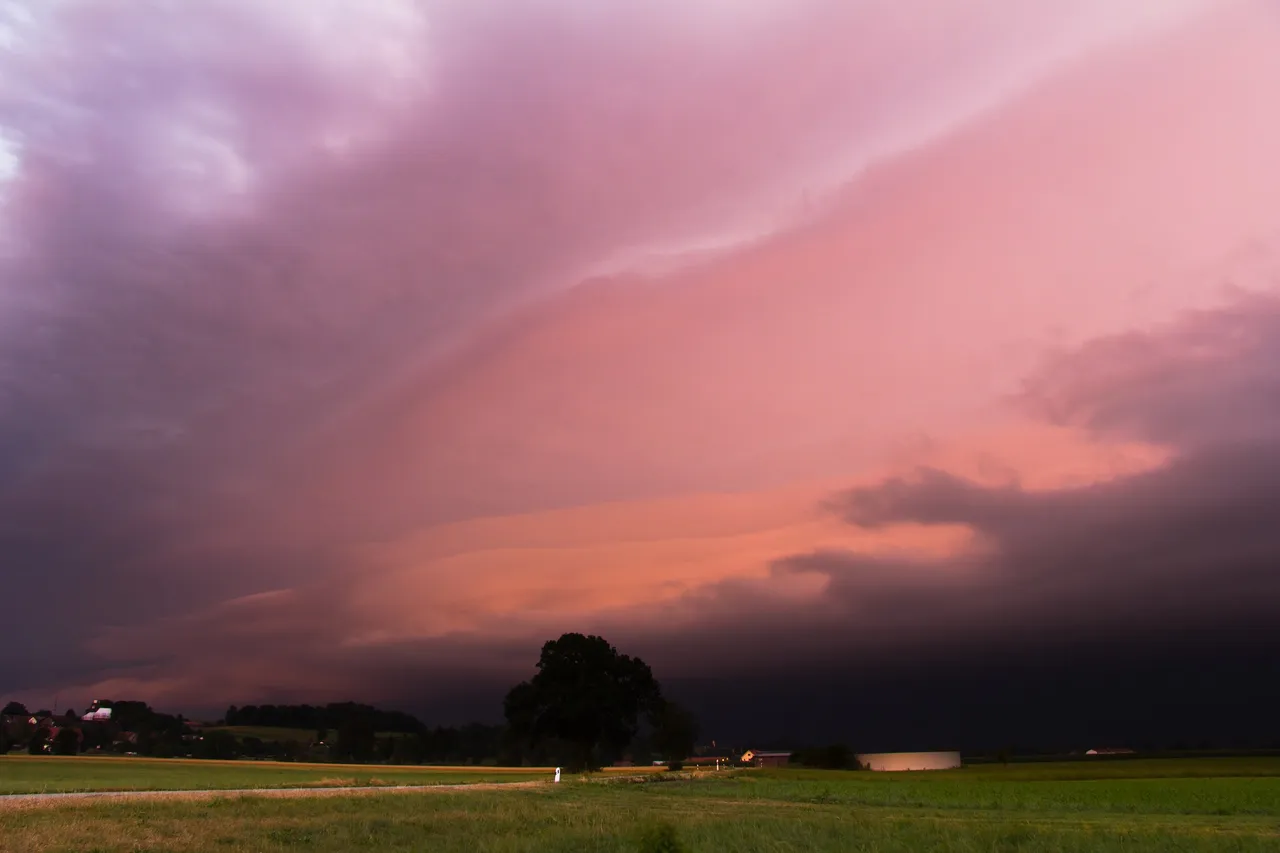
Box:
[52,728,80,756]
[636,822,685,853]
[196,729,237,760]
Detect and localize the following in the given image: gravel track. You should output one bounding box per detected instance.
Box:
[0,780,549,810]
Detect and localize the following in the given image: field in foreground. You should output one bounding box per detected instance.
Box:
[0,755,550,795]
[3,758,1280,852]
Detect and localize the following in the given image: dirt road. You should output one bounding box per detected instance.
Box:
[0,780,548,810]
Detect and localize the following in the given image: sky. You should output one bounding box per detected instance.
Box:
[3,0,1280,750]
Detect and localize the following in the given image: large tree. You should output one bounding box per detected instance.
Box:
[651,700,699,769]
[52,727,81,756]
[2,701,29,716]
[505,633,664,771]
[334,719,377,764]
[27,728,48,755]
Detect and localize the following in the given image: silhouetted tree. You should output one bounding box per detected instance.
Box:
[651,700,699,770]
[149,732,183,758]
[333,714,377,763]
[277,739,304,761]
[390,735,424,765]
[223,702,422,734]
[627,732,654,768]
[504,633,664,771]
[52,727,80,756]
[80,722,111,753]
[2,701,28,716]
[241,737,265,758]
[196,729,237,760]
[28,728,48,755]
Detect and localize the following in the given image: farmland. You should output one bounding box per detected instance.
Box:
[3,757,1280,851]
[0,755,549,795]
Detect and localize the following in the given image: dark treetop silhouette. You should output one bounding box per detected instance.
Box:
[504,633,683,771]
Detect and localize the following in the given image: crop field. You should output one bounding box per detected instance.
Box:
[2,757,1279,852]
[0,755,550,795]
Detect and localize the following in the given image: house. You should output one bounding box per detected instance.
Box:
[1085,748,1135,756]
[740,750,792,768]
[81,700,113,722]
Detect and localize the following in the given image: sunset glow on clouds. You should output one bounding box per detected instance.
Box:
[3,0,1280,738]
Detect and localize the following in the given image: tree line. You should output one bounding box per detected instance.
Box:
[224,702,422,734]
[2,633,702,770]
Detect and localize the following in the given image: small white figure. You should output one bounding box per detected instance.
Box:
[554,767,561,783]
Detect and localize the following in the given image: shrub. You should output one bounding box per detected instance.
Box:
[27,730,48,755]
[636,821,685,853]
[52,728,80,756]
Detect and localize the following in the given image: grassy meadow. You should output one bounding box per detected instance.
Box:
[3,757,1280,852]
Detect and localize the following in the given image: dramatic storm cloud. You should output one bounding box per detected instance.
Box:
[790,294,1280,643]
[2,0,1280,746]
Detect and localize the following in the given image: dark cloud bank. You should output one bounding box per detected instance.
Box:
[664,293,1280,750]
[6,287,1280,752]
[72,287,1280,753]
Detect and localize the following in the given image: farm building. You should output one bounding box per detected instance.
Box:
[740,750,792,767]
[856,751,962,771]
[1085,748,1135,755]
[682,757,729,767]
[81,700,113,722]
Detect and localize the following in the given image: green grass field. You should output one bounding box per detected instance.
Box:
[2,757,1279,852]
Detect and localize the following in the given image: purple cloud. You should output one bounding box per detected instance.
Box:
[0,0,1248,717]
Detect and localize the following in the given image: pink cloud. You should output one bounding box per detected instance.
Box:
[4,0,1280,718]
